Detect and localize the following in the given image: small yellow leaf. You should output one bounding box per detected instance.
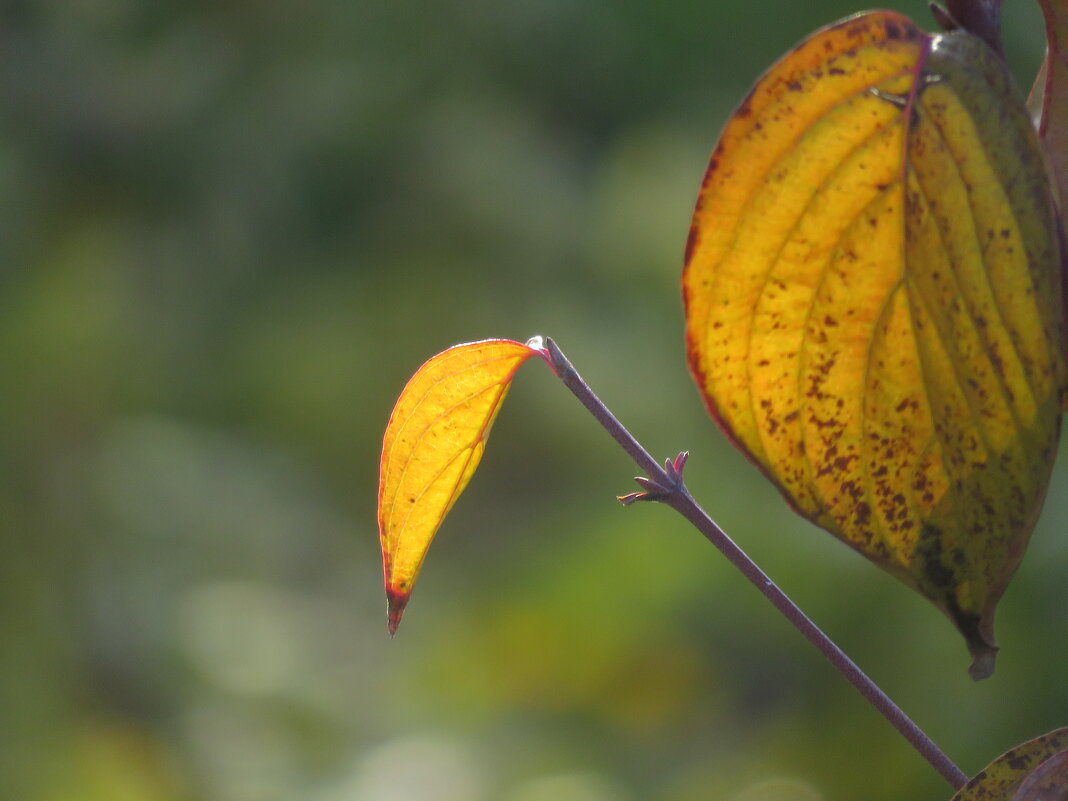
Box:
[378,339,544,633]
[683,11,1066,677]
[949,727,1068,801]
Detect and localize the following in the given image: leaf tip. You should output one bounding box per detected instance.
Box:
[386,586,410,637]
[947,603,999,679]
[962,615,998,680]
[968,643,998,681]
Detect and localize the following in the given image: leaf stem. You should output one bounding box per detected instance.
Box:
[540,336,969,791]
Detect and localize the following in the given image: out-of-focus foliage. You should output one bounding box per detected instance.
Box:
[1,1,1065,800]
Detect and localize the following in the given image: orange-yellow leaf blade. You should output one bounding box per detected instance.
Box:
[378,339,541,633]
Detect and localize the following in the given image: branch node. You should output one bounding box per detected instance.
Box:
[618,475,668,504]
[617,451,691,504]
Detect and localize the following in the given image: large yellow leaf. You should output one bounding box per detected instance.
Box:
[378,339,544,633]
[683,11,1065,678]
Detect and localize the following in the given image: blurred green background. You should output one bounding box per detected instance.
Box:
[3,1,1067,799]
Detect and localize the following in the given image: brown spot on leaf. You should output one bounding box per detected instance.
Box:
[1007,754,1032,771]
[855,502,872,526]
[917,527,953,589]
[684,223,701,265]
